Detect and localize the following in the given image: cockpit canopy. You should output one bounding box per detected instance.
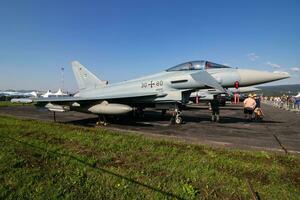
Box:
[166,61,231,71]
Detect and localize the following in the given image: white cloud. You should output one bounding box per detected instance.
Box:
[247,53,259,61]
[266,61,281,68]
[273,71,289,75]
[290,67,300,72]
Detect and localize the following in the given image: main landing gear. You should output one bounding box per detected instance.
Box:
[96,115,108,126]
[133,107,145,119]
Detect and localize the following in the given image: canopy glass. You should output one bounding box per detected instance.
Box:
[166,61,230,71]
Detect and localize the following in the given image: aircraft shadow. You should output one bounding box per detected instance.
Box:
[220,107,244,111]
[65,117,156,127]
[65,112,282,127]
[134,112,282,124]
[216,117,282,124]
[64,117,99,127]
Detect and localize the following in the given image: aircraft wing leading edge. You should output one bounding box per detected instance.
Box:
[34,92,160,103]
[191,71,225,92]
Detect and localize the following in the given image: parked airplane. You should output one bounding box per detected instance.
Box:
[0,91,38,98]
[35,60,289,124]
[11,98,33,104]
[190,86,261,103]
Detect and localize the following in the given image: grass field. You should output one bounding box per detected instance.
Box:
[0,101,33,107]
[0,115,299,199]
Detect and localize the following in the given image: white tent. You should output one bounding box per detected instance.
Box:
[41,90,53,98]
[29,91,38,97]
[54,88,67,96]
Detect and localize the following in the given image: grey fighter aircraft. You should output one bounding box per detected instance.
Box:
[189,86,262,102]
[35,60,289,124]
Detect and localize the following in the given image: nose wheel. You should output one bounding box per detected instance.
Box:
[175,115,183,124]
[170,108,183,125]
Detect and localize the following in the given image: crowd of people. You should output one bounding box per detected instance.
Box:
[262,94,300,111]
[209,93,264,123]
[209,92,299,123]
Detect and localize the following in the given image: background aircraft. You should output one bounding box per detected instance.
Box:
[11,98,33,104]
[190,86,262,105]
[35,60,289,124]
[0,91,38,98]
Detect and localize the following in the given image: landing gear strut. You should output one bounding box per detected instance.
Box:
[96,115,108,126]
[133,107,144,119]
[161,109,167,120]
[53,111,56,122]
[170,107,183,125]
[175,112,183,124]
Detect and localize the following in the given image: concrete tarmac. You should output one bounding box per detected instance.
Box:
[0,103,299,154]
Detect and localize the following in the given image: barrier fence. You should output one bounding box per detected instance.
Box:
[262,99,300,113]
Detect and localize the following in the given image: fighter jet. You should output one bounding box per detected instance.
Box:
[35,60,289,124]
[190,86,262,102]
[226,86,261,94]
[191,86,261,98]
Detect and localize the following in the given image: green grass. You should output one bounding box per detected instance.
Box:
[0,115,299,199]
[0,101,33,107]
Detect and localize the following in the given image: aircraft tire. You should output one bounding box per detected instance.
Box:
[175,116,182,124]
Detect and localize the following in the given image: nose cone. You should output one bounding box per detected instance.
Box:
[237,69,290,86]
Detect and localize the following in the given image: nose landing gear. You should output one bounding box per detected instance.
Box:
[175,114,183,124]
[170,108,183,125]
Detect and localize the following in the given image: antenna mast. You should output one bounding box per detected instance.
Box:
[61,67,64,92]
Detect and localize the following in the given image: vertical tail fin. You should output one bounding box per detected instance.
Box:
[71,61,107,90]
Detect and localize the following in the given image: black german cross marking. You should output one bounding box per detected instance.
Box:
[148,81,155,88]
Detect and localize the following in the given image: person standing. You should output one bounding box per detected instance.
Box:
[296,97,300,110]
[253,94,261,108]
[210,95,220,122]
[243,94,256,120]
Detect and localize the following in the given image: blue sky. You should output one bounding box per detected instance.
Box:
[0,0,299,91]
